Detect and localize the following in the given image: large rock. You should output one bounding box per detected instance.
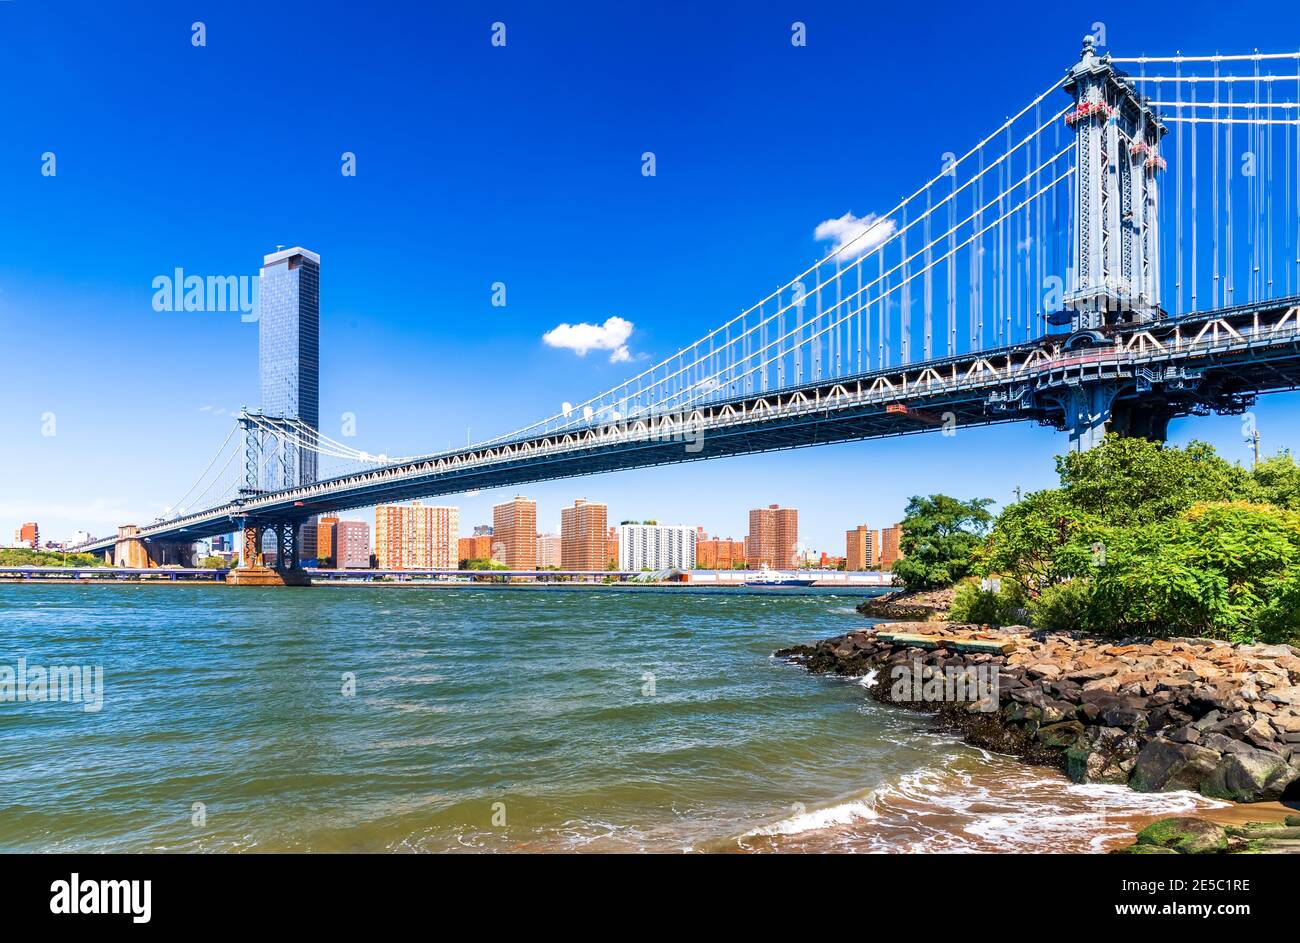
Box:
[1129,739,1221,793]
[1135,817,1229,854]
[1067,726,1140,785]
[1200,749,1300,802]
[1037,720,1085,749]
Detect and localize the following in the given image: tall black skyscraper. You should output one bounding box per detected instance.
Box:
[259,246,320,561]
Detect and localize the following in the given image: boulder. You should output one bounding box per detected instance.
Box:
[1066,666,1118,683]
[1199,732,1254,755]
[1239,644,1298,658]
[1244,716,1277,748]
[1037,720,1085,749]
[1200,749,1300,803]
[1135,817,1229,854]
[1099,703,1148,730]
[1067,726,1140,785]
[1082,677,1122,694]
[1129,740,1221,793]
[1206,711,1254,739]
[1040,699,1076,724]
[1193,710,1223,731]
[1270,713,1300,734]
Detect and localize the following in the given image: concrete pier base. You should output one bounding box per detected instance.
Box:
[226,565,312,587]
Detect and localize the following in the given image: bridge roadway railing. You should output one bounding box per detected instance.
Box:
[72,300,1300,553]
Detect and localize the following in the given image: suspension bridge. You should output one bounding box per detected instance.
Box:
[72,38,1300,580]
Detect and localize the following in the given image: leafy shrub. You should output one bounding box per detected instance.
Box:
[1025,579,1094,633]
[1087,501,1300,643]
[948,580,1025,627]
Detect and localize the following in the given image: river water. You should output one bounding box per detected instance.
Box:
[0,583,1223,852]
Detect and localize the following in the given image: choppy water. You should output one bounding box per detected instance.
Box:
[0,583,1223,852]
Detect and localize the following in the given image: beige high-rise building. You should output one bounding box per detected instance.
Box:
[878,524,903,571]
[561,498,608,570]
[537,533,562,568]
[493,496,537,569]
[375,501,459,569]
[745,504,798,568]
[845,524,876,570]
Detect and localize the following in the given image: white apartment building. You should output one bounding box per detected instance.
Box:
[617,524,696,572]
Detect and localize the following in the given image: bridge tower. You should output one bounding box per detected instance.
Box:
[229,409,312,585]
[1064,35,1166,334]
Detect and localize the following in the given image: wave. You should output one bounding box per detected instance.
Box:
[733,755,1229,853]
[743,793,881,837]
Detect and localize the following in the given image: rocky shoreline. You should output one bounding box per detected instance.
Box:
[854,587,953,621]
[776,622,1300,804]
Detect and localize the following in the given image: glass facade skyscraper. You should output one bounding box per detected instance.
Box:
[259,246,320,561]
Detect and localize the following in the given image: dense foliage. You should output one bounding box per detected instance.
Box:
[948,579,1026,626]
[892,494,994,591]
[976,436,1300,644]
[0,548,105,568]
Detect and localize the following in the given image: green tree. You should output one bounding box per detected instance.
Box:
[1054,435,1243,527]
[978,488,1099,595]
[1089,501,1300,643]
[891,494,994,591]
[0,548,105,568]
[1246,450,1300,509]
[199,556,229,569]
[972,438,1300,644]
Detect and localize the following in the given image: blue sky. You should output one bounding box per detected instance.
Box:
[2,0,1299,553]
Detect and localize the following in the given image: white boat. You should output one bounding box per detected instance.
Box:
[743,564,821,587]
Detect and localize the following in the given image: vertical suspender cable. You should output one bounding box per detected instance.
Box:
[1206,57,1216,305]
[1176,57,1184,315]
[924,186,933,360]
[949,152,958,354]
[1226,77,1235,304]
[901,203,910,364]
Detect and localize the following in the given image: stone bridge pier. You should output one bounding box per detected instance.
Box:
[111,525,196,568]
[226,516,312,586]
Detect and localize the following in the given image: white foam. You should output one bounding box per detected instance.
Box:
[745,796,880,837]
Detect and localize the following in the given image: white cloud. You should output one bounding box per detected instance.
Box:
[543,316,634,364]
[813,211,897,259]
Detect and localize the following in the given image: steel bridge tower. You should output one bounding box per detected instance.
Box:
[1064,34,1167,332]
[1051,36,1180,450]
